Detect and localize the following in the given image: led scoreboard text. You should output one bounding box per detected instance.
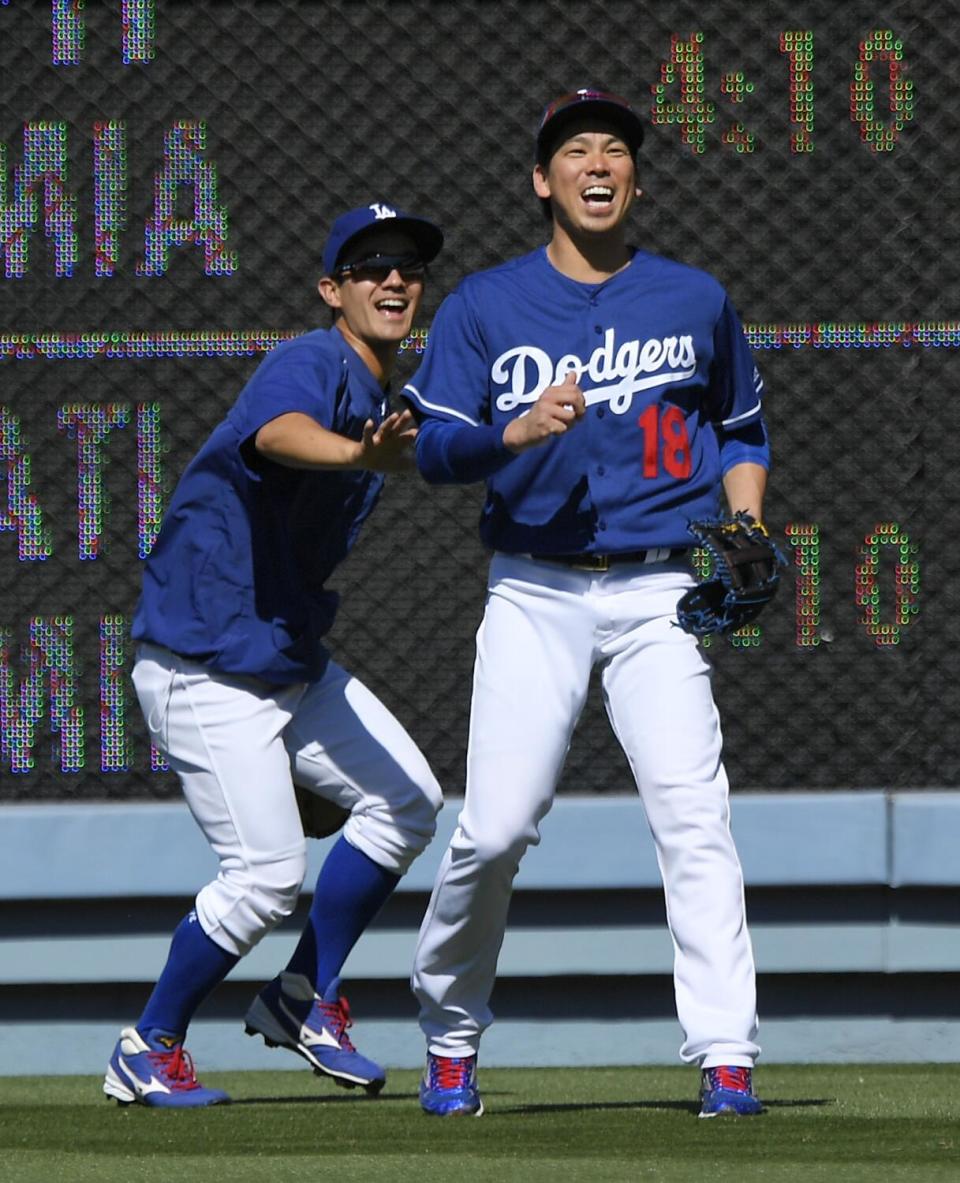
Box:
[653,28,914,154]
[0,3,935,779]
[0,6,921,282]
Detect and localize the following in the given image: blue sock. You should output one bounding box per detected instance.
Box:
[138,910,239,1040]
[284,836,399,993]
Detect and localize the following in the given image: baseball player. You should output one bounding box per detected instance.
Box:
[103,203,445,1108]
[402,90,769,1118]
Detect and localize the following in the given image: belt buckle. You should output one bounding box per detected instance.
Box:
[571,554,610,572]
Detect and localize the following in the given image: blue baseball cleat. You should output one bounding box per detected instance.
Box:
[699,1065,764,1117]
[420,1052,484,1117]
[103,1027,230,1108]
[244,971,385,1094]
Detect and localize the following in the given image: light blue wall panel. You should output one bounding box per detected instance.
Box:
[0,790,898,898]
[1,792,959,1076]
[890,792,960,885]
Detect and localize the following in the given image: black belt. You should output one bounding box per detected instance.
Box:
[533,548,688,572]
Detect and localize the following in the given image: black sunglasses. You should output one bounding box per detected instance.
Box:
[335,254,427,283]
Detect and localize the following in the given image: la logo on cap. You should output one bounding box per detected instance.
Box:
[369,203,397,220]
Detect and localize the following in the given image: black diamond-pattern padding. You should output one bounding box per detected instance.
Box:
[0,1,955,798]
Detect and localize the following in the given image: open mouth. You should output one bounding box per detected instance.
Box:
[581,185,615,208]
[375,298,409,318]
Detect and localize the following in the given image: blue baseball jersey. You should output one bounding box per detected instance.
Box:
[133,328,388,683]
[403,246,768,554]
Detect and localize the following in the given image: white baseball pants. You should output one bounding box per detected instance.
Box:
[412,553,760,1068]
[133,643,442,957]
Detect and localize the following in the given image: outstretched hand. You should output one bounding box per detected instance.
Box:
[358,409,419,473]
[502,371,586,454]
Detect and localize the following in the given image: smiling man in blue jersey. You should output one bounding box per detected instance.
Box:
[402,90,769,1119]
[102,203,445,1108]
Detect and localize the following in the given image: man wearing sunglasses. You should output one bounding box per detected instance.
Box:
[103,204,445,1108]
[403,91,769,1119]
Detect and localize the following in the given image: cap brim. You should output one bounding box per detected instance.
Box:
[392,216,444,264]
[337,216,443,272]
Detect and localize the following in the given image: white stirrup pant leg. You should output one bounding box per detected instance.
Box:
[413,555,759,1065]
[413,555,594,1056]
[285,660,442,875]
[599,565,760,1067]
[132,644,308,958]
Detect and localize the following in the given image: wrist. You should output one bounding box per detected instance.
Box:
[344,437,367,469]
[502,420,526,454]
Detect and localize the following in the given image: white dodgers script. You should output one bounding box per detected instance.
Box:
[492,329,697,415]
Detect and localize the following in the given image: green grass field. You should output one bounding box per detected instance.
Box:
[0,1064,957,1182]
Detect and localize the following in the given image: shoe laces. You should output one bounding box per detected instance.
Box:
[147,1044,201,1092]
[314,994,356,1051]
[429,1055,475,1091]
[705,1065,752,1095]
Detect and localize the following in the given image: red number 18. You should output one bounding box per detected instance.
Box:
[637,403,692,478]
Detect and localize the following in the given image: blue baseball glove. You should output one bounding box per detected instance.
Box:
[676,512,785,638]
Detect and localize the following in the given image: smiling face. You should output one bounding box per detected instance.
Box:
[318,227,425,377]
[533,116,638,238]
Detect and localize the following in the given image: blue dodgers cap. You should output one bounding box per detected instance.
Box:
[536,88,644,164]
[322,203,444,276]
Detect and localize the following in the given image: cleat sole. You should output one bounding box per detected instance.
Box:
[700,1110,759,1119]
[103,1065,137,1106]
[699,1100,764,1119]
[422,1101,484,1117]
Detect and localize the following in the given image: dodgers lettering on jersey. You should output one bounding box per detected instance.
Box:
[491,329,699,414]
[404,247,767,554]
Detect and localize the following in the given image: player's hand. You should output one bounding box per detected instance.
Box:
[357,409,418,473]
[502,372,586,454]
